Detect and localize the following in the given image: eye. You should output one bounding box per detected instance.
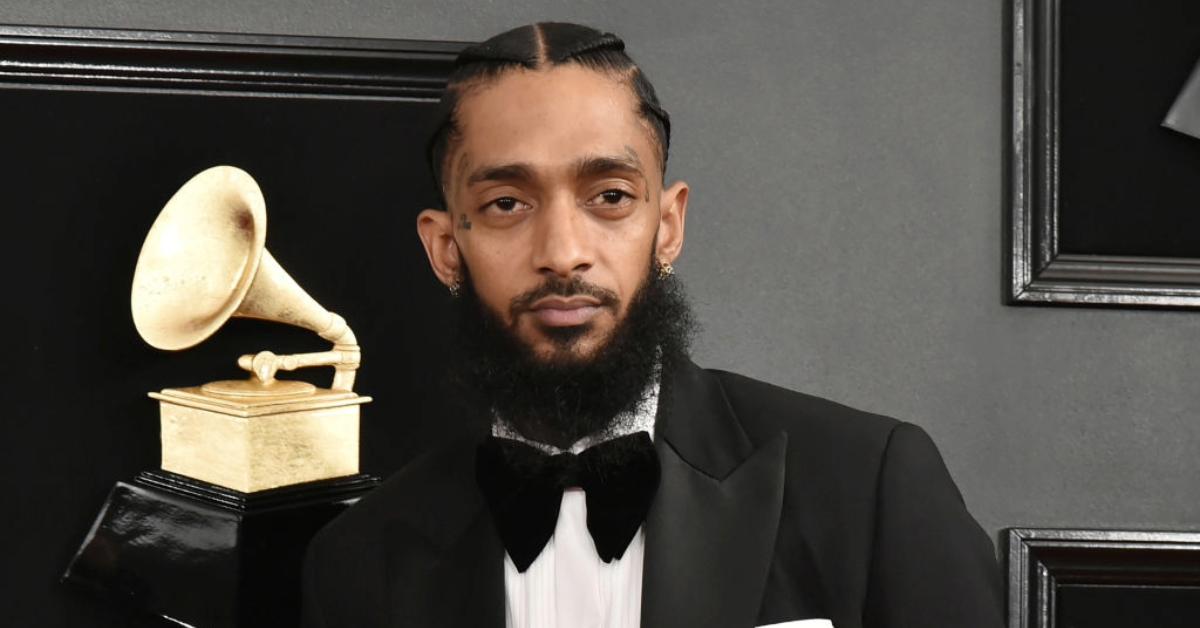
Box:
[482,196,531,214]
[588,189,634,206]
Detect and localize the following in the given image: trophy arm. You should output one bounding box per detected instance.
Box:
[236,311,362,392]
[318,311,360,392]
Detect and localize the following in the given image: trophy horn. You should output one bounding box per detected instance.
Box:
[131,165,360,393]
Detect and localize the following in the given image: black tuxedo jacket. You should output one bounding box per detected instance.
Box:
[302,359,1004,628]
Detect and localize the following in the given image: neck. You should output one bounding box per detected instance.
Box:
[492,374,661,453]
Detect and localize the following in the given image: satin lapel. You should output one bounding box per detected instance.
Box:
[383,439,506,628]
[642,360,788,628]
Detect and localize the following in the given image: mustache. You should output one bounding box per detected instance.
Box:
[509,275,620,318]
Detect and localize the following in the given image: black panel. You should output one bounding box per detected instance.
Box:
[1056,584,1200,628]
[0,26,469,628]
[1058,1,1200,258]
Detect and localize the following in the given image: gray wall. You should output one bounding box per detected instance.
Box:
[5,0,1198,544]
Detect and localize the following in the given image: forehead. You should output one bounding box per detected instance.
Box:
[451,64,657,178]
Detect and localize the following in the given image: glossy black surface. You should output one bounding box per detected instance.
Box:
[64,472,378,627]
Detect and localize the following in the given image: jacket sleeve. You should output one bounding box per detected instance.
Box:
[861,422,1005,627]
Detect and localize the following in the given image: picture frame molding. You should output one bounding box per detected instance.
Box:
[1007,0,1200,309]
[1006,527,1200,628]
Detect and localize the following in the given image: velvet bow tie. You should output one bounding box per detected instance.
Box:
[475,431,660,572]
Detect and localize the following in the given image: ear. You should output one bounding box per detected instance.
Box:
[416,208,462,287]
[655,180,689,265]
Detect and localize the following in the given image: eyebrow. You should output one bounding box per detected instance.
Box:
[463,153,647,187]
[466,162,537,186]
[573,154,645,181]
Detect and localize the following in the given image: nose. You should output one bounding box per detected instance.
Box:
[531,195,593,278]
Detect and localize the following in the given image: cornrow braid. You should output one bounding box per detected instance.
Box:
[545,25,623,62]
[425,22,672,208]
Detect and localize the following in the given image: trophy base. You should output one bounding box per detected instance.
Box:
[63,470,378,628]
[152,386,371,493]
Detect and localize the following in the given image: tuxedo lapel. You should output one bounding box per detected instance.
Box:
[428,513,506,628]
[642,359,788,628]
[382,439,506,628]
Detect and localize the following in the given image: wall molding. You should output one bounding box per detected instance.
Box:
[0,24,466,98]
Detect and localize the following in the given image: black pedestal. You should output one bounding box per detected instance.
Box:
[63,471,378,627]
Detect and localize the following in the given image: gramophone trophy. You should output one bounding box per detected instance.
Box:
[132,164,370,492]
[63,166,379,627]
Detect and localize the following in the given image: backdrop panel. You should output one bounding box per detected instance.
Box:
[0,25,469,627]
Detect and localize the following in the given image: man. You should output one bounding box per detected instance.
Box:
[303,22,1004,628]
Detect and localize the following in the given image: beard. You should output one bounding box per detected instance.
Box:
[448,255,697,449]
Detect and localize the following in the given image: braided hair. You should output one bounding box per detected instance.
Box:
[426,22,672,207]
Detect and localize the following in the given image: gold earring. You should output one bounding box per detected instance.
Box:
[657,261,674,279]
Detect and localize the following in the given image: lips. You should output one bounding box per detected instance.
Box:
[529,296,603,327]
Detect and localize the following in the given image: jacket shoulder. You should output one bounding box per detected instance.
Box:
[302,438,483,628]
[312,436,480,547]
[708,367,902,454]
[705,368,1002,625]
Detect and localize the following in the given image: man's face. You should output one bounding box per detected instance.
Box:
[419,64,687,362]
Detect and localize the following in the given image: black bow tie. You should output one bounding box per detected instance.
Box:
[475,431,660,572]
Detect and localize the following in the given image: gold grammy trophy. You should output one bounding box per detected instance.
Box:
[131,165,371,492]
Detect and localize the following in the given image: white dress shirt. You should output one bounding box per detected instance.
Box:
[491,380,659,628]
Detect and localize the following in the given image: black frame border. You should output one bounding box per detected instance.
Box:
[1006,527,1200,628]
[1007,0,1200,309]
